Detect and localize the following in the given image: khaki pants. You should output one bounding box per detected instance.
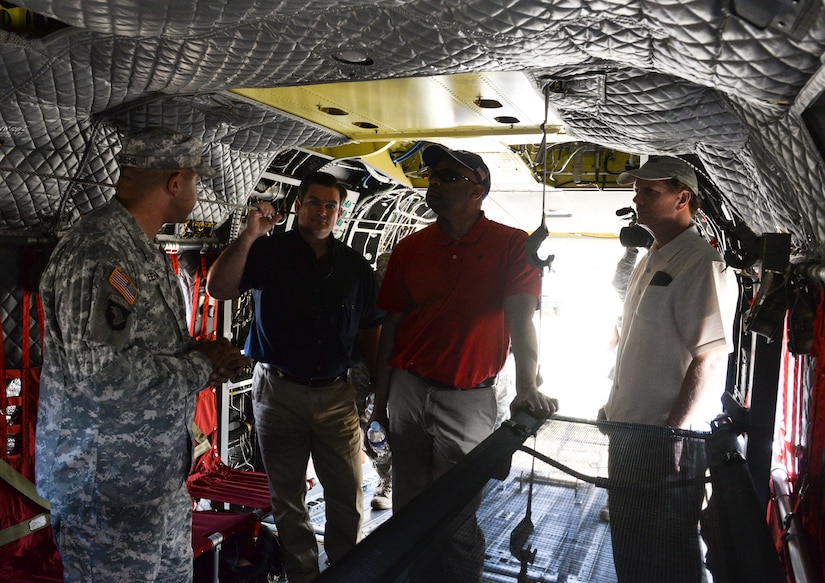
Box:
[252,364,363,583]
[388,368,497,583]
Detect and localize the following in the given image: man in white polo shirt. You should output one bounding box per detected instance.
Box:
[600,156,739,582]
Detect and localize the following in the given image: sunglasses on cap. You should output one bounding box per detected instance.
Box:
[425,168,479,185]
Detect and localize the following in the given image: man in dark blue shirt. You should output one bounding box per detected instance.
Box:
[207,172,383,583]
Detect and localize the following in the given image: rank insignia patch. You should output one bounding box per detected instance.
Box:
[109,267,138,304]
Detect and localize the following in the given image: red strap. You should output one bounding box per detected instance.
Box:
[164,250,221,341]
[168,251,180,275]
[197,253,221,341]
[775,335,808,479]
[777,323,790,471]
[189,257,203,338]
[802,289,825,567]
[791,355,803,474]
[809,289,825,477]
[21,284,30,371]
[198,255,212,340]
[33,282,44,356]
[165,250,206,339]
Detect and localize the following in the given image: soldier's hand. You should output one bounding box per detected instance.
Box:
[194,337,252,385]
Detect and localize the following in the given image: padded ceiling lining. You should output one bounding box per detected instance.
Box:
[3,0,825,256]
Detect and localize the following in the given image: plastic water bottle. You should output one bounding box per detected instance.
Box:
[367,420,389,457]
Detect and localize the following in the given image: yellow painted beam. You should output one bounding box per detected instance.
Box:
[232,72,558,142]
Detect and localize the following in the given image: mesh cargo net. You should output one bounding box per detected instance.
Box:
[320,415,784,583]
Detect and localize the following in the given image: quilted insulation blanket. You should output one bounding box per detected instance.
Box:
[1,0,825,256]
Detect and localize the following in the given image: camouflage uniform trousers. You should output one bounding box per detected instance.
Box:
[51,482,192,582]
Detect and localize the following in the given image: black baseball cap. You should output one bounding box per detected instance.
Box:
[422,144,491,197]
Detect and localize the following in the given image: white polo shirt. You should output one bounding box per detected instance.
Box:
[603,225,738,428]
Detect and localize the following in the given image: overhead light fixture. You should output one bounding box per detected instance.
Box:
[474,98,503,109]
[495,116,520,124]
[319,106,348,116]
[353,121,379,129]
[331,50,374,66]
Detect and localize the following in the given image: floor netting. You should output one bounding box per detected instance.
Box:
[320,414,785,583]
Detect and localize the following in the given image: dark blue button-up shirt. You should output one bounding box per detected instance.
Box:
[240,229,383,379]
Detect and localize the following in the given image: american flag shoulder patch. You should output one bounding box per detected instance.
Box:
[108,267,138,305]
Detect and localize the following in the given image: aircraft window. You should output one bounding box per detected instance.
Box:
[319,106,348,116]
[331,50,374,66]
[495,116,521,124]
[474,98,503,109]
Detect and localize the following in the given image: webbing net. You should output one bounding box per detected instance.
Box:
[320,415,784,583]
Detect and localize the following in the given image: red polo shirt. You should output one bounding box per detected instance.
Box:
[377,214,541,389]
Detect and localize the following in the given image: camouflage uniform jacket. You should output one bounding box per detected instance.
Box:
[36,198,212,506]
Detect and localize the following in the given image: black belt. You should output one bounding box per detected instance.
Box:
[407,369,497,391]
[260,363,347,387]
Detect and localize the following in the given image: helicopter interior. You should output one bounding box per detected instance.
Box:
[3,0,825,581]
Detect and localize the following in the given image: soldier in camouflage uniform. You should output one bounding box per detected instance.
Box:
[36,127,250,582]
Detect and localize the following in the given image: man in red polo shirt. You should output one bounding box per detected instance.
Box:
[368,143,557,582]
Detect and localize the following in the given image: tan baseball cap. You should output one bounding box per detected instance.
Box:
[617,156,698,195]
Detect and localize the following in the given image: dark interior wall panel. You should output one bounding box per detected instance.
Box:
[0,244,50,370]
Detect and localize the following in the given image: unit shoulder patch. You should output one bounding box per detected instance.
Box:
[105,294,131,331]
